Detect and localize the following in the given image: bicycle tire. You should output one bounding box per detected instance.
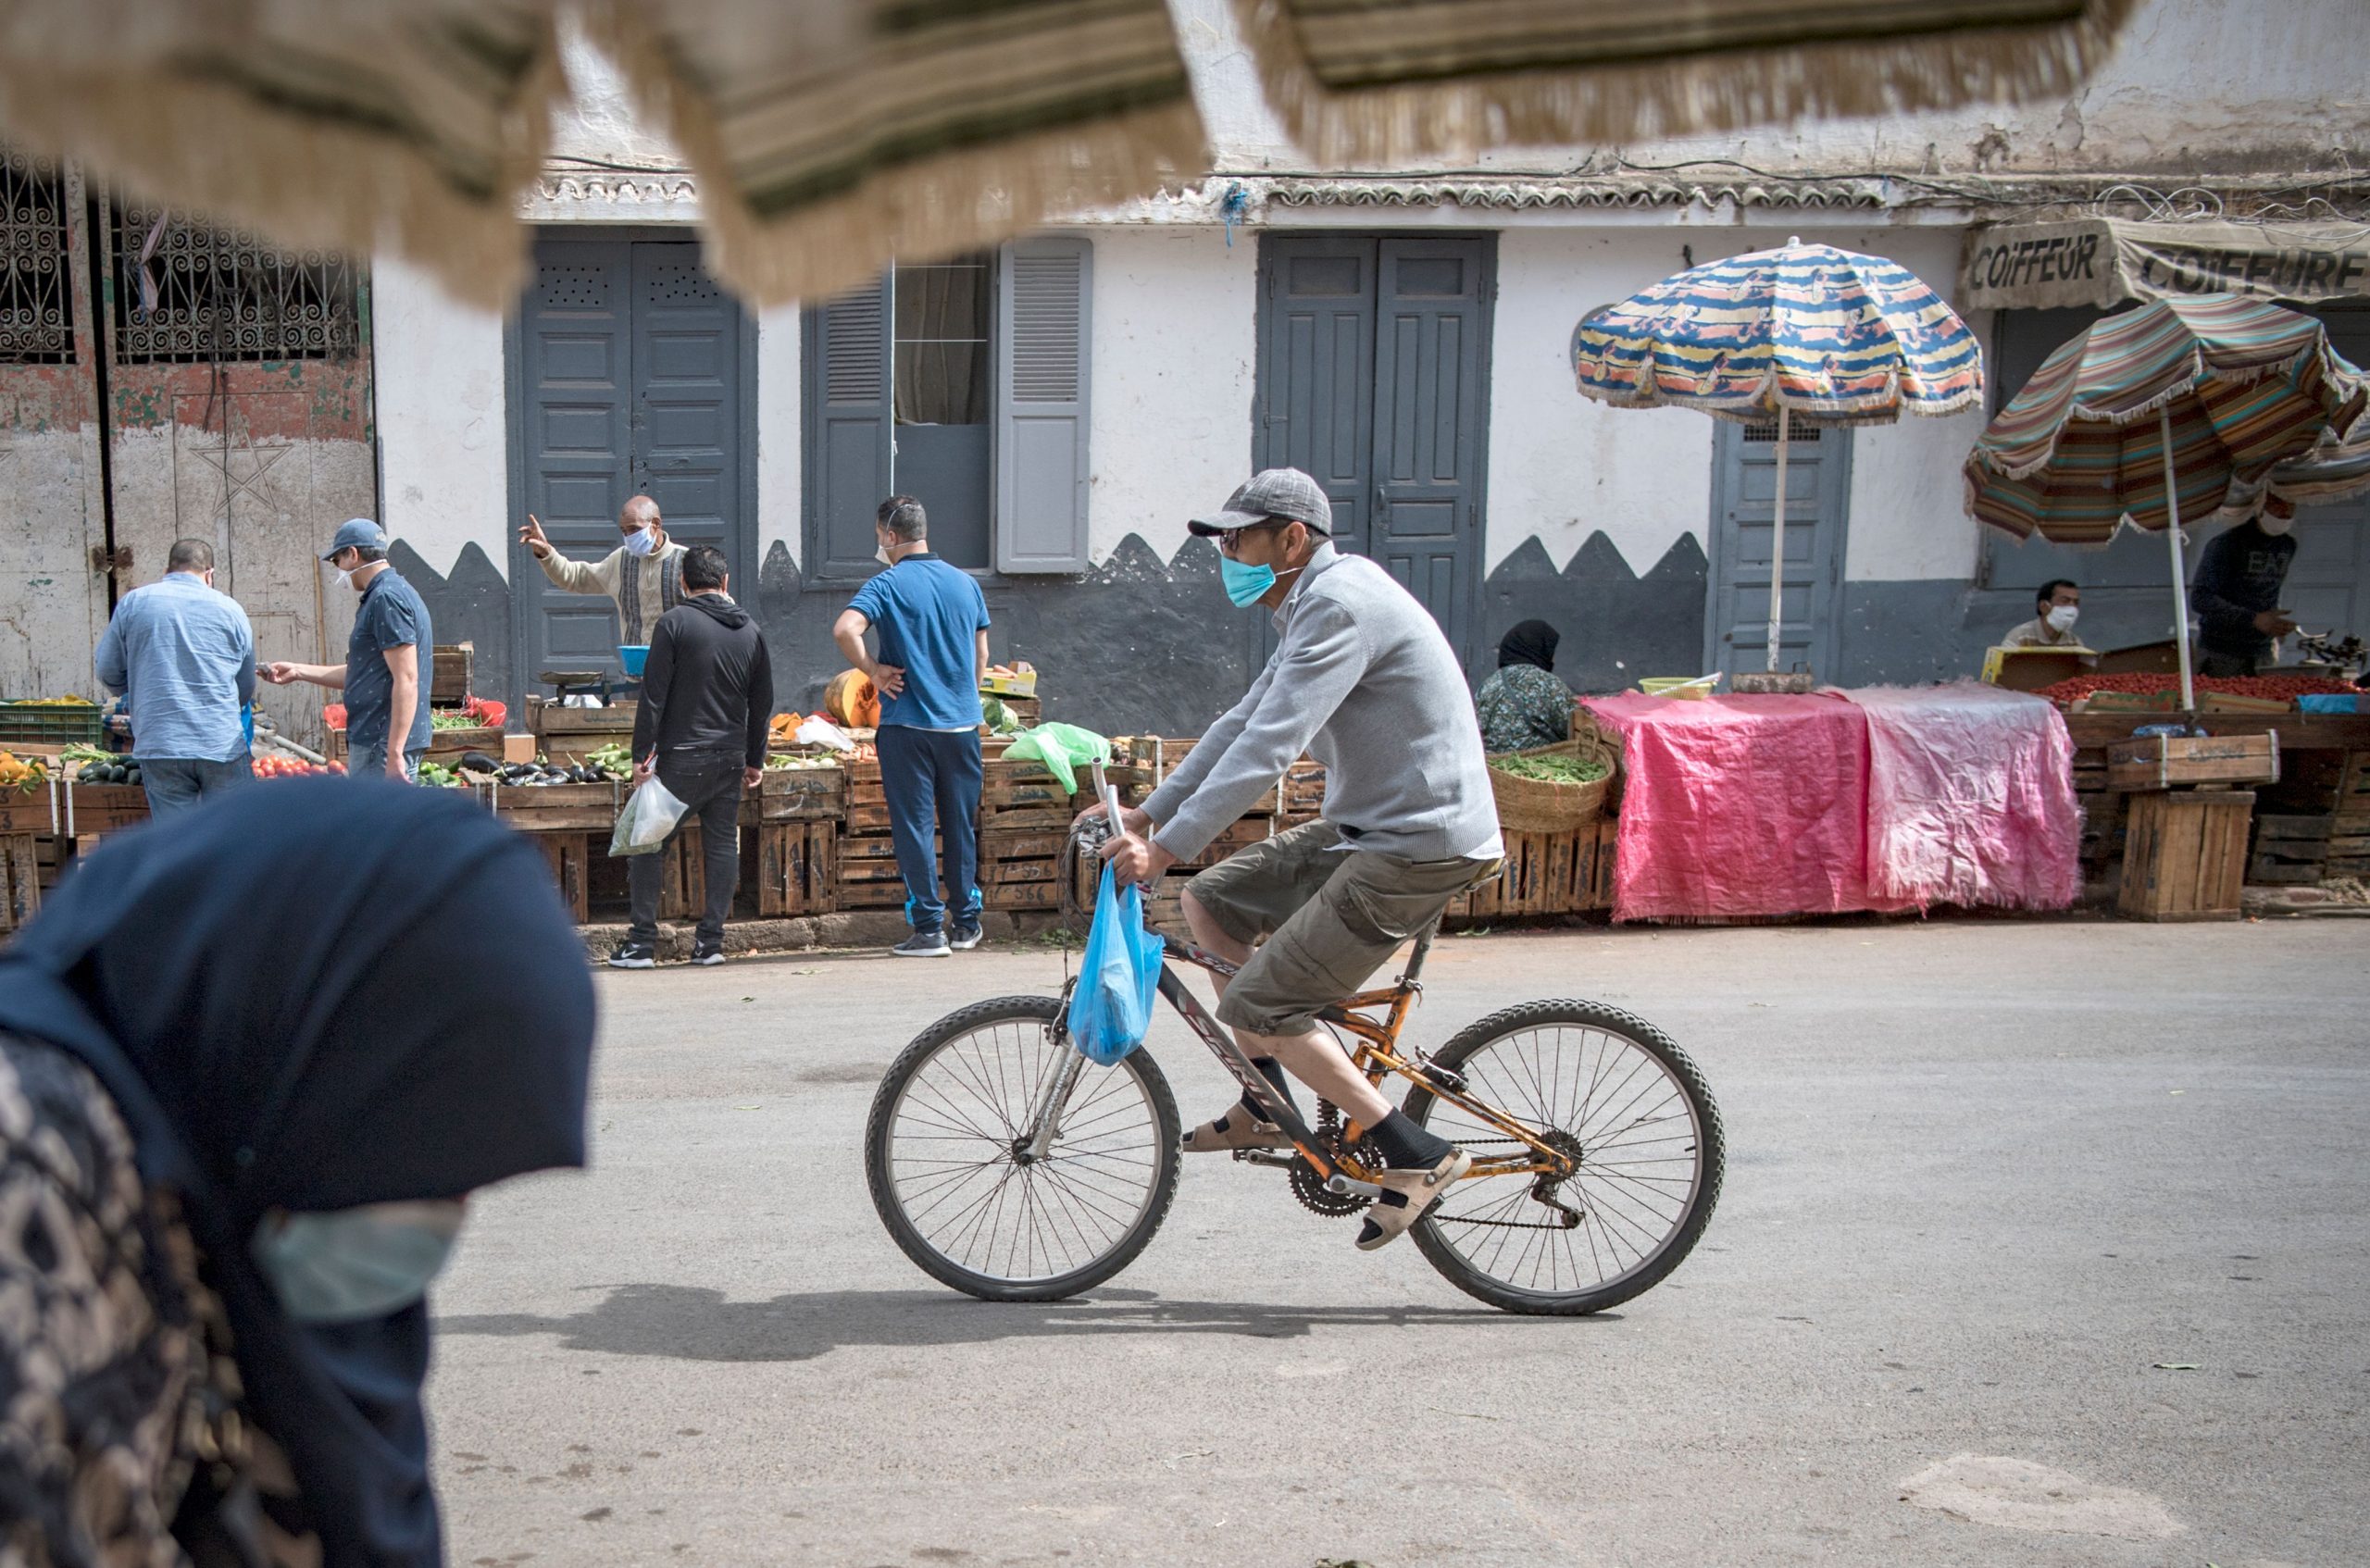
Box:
[1401,999,1724,1316]
[865,994,1182,1302]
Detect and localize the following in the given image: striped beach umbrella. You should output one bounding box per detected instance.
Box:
[1964,293,2367,707]
[1573,239,1982,671]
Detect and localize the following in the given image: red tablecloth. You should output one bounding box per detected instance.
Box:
[1585,691,1902,923]
[1582,685,2079,923]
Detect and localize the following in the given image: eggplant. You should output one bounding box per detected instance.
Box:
[458,751,502,775]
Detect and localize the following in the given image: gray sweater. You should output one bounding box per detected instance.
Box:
[1144,544,1503,863]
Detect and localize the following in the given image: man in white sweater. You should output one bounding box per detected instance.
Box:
[518,494,691,648]
[1098,467,1503,1252]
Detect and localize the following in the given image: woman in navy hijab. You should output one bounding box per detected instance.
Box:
[0,778,596,1565]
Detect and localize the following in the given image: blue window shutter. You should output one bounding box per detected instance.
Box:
[995,236,1091,573]
[805,277,892,579]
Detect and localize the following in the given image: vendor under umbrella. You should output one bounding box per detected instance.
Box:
[1475,620,1574,753]
[2192,493,2300,677]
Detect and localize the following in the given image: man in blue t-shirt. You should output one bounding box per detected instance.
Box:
[833,496,991,957]
[262,518,434,780]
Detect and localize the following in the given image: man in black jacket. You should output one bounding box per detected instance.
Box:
[611,544,774,968]
[2190,495,2300,678]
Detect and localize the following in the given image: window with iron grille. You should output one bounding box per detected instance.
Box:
[109,203,359,364]
[0,149,75,365]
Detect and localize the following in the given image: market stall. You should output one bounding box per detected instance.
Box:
[1582,685,2081,925]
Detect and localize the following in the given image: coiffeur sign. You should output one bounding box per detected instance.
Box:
[1961,218,2370,311]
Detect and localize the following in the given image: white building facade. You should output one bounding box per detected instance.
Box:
[12,0,2365,737]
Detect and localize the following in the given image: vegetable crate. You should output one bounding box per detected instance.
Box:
[0,703,104,747]
[2105,733,2279,791]
[835,828,919,911]
[758,765,844,823]
[2120,789,2254,921]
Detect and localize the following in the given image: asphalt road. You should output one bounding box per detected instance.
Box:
[430,917,2367,1568]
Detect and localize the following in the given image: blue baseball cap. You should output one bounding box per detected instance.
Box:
[322,517,385,560]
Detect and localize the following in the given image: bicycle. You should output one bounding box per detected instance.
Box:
[864,817,1724,1315]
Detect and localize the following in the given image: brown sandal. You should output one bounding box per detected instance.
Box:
[1181,1107,1291,1153]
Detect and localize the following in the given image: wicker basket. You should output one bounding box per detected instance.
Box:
[1488,732,1616,835]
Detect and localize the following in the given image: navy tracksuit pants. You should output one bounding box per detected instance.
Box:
[876,724,983,932]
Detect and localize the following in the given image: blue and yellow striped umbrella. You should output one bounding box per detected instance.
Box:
[1571,240,1983,424]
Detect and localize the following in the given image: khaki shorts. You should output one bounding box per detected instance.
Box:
[1183,820,1496,1035]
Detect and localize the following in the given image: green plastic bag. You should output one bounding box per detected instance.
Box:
[1004,722,1110,795]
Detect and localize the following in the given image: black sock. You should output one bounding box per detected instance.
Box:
[1240,1056,1298,1119]
[1367,1110,1453,1170]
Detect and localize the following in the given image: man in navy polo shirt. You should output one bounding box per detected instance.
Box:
[262,518,433,780]
[832,496,991,956]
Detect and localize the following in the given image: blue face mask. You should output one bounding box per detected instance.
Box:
[622,525,659,558]
[1220,556,1303,608]
[252,1200,466,1323]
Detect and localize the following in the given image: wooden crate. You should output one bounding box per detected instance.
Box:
[2106,733,2279,791]
[756,819,837,915]
[2120,789,2254,921]
[530,830,594,922]
[1452,817,1616,919]
[489,781,622,832]
[0,832,39,932]
[66,783,150,832]
[431,642,475,704]
[758,765,844,822]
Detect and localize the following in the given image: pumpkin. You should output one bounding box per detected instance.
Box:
[824,668,880,728]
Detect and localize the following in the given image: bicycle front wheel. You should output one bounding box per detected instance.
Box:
[865,994,1181,1302]
[1403,1000,1724,1316]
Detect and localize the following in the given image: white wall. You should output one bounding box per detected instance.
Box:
[1085,227,1259,562]
[374,255,508,576]
[1488,228,1715,576]
[755,304,801,567]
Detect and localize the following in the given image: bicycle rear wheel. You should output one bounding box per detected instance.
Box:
[1402,1000,1723,1315]
[865,995,1181,1302]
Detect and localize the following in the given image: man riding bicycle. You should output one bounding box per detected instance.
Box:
[1097,467,1504,1252]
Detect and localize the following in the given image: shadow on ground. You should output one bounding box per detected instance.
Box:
[435,1285,1615,1363]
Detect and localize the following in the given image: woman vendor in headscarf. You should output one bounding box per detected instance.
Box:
[0,779,597,1566]
[1474,619,1575,753]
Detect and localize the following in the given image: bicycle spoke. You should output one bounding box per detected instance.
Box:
[1415,1014,1712,1302]
[885,1013,1165,1285]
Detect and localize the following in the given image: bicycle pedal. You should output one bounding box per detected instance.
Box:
[1235,1149,1297,1169]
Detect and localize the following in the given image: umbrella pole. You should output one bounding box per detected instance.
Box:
[1765,407,1790,672]
[2159,407,2197,712]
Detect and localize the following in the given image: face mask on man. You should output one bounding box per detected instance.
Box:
[2045,604,2079,633]
[622,525,660,558]
[2257,507,2295,538]
[331,557,356,592]
[252,1199,466,1323]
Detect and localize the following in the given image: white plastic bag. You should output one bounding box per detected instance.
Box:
[792,716,856,753]
[608,775,689,856]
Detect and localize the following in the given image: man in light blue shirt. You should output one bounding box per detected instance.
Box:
[94,538,256,817]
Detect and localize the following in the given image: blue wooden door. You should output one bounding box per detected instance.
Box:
[514,238,749,684]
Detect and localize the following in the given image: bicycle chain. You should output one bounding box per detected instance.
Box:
[1425,1137,1586,1232]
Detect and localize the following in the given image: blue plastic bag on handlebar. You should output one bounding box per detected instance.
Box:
[1066,862,1163,1064]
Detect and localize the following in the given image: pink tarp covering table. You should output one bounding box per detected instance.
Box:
[1582,685,2079,923]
